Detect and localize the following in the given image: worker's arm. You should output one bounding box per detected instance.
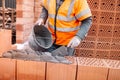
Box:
[67,16,92,48]
[40,6,48,23]
[76,16,92,40]
[36,6,48,25]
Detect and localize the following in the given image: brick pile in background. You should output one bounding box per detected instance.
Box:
[16,0,34,43]
[0,1,16,44]
[0,7,16,29]
[0,57,120,80]
[75,0,120,60]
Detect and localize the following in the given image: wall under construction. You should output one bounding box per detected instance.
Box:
[75,0,120,60]
[0,0,120,59]
[0,57,120,80]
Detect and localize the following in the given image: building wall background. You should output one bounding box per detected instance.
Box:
[16,0,42,43]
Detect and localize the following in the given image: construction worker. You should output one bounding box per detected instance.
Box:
[36,0,92,56]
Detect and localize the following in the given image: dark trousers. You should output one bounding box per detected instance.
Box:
[45,44,75,56]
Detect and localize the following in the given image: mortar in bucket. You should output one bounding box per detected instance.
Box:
[28,24,53,51]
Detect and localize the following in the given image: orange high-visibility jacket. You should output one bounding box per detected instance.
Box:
[43,0,92,45]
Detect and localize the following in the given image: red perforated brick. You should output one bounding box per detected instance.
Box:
[115,13,120,25]
[87,24,97,36]
[110,51,120,60]
[100,12,115,24]
[100,0,115,11]
[113,25,120,37]
[46,57,77,80]
[17,60,46,80]
[95,50,110,59]
[87,0,99,10]
[0,58,16,80]
[91,11,100,23]
[112,38,120,43]
[97,42,111,50]
[111,43,120,50]
[77,49,95,58]
[77,57,108,80]
[97,37,111,43]
[116,0,120,12]
[79,41,95,49]
[77,57,106,66]
[74,49,80,56]
[98,25,112,37]
[103,59,120,69]
[83,36,96,42]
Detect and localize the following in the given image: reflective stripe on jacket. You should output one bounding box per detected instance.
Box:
[43,0,92,45]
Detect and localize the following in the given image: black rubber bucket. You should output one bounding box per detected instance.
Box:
[28,25,53,51]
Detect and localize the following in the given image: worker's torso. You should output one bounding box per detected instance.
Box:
[43,0,91,45]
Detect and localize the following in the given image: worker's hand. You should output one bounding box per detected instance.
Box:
[35,18,44,25]
[67,36,81,48]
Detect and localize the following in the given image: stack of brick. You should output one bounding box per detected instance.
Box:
[0,7,16,29]
[0,7,16,44]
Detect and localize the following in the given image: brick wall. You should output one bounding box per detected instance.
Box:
[0,57,120,80]
[75,0,120,60]
[16,0,42,43]
[34,0,42,22]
